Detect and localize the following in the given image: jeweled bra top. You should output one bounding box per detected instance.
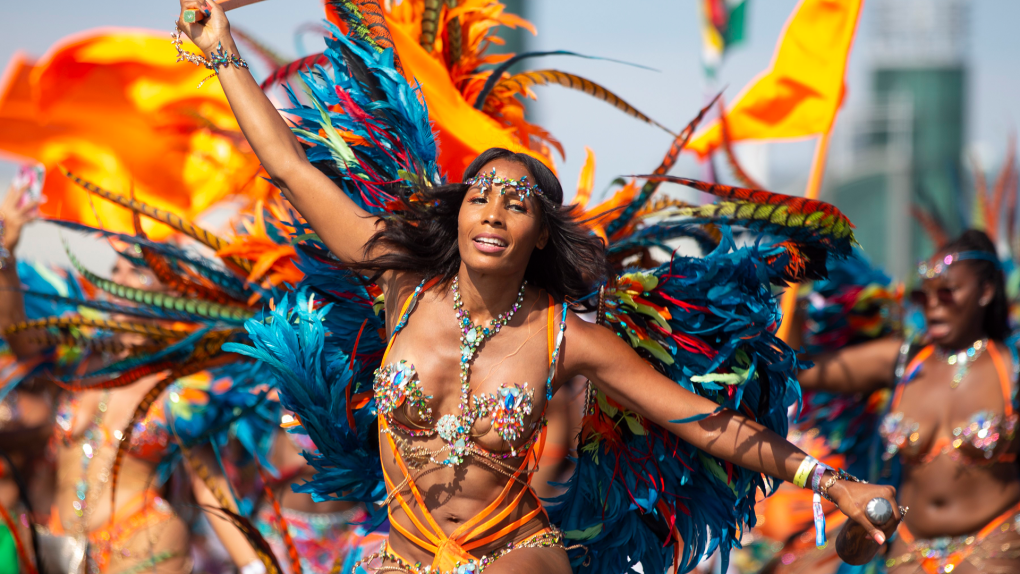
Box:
[879,341,1019,466]
[374,278,567,467]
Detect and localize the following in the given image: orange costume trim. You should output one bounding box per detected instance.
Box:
[363,285,565,573]
[48,489,176,572]
[887,500,1020,574]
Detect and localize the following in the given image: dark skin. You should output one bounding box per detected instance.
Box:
[0,181,263,570]
[177,2,901,571]
[798,259,1020,571]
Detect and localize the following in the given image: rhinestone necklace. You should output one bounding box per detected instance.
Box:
[69,391,111,535]
[436,276,526,465]
[936,338,988,389]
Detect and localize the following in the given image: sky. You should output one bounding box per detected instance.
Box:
[0,0,1018,267]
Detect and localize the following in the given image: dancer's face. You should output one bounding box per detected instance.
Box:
[457,159,548,277]
[915,258,993,348]
[111,257,161,292]
[108,258,165,348]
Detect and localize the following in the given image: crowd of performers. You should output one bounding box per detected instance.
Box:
[0,1,1017,574]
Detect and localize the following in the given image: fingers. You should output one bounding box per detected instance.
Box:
[2,181,26,210]
[178,0,208,37]
[886,486,902,522]
[837,494,875,541]
[16,199,42,222]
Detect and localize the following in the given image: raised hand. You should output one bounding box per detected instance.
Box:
[177,0,232,54]
[0,178,41,256]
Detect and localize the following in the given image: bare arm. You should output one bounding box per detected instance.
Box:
[780,295,901,394]
[0,182,46,359]
[564,315,900,542]
[176,0,381,264]
[798,337,901,394]
[189,448,259,568]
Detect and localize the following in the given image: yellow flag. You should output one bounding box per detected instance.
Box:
[687,0,863,159]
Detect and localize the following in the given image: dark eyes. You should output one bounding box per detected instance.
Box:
[468,195,527,213]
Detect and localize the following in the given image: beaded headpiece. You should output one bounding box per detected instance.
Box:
[465,168,543,200]
[917,251,1002,279]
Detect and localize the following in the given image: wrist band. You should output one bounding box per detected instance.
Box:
[793,456,818,489]
[812,492,827,547]
[240,560,267,574]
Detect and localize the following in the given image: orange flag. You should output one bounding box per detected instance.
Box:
[0,29,273,238]
[686,0,863,159]
[383,17,549,177]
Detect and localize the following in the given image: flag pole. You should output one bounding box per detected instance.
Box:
[776,127,833,343]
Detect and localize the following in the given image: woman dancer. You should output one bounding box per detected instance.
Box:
[0,178,275,573]
[798,230,1020,574]
[177,2,900,573]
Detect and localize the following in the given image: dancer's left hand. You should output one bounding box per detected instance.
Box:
[829,479,902,544]
[0,179,41,254]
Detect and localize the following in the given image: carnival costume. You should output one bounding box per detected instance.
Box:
[787,245,1020,574]
[735,252,901,573]
[0,192,304,572]
[208,1,867,572]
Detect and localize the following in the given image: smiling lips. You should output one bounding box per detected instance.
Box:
[473,234,508,253]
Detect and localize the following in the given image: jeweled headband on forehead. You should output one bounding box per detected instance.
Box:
[465,168,544,200]
[917,251,1002,279]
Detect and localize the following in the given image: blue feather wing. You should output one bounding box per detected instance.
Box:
[548,231,804,574]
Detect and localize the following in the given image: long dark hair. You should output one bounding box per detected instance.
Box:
[940,229,1010,341]
[351,148,609,301]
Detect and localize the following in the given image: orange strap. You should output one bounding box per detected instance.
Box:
[897,498,1020,567]
[891,345,934,410]
[893,342,1013,416]
[987,343,1014,417]
[379,286,558,557]
[895,342,1017,464]
[382,415,549,553]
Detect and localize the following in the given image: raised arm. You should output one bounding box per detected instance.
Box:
[176,0,381,264]
[565,316,900,543]
[0,182,47,360]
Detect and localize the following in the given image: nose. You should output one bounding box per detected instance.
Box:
[482,202,506,228]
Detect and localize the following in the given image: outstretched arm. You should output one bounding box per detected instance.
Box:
[781,299,901,394]
[176,0,381,264]
[797,337,901,394]
[565,315,900,543]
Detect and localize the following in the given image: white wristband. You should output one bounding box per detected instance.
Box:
[240,560,267,574]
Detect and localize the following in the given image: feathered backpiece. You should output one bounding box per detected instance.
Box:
[259,0,674,173]
[793,251,902,483]
[284,24,441,213]
[4,172,308,555]
[547,203,857,573]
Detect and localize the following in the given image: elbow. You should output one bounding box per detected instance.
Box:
[263,154,310,189]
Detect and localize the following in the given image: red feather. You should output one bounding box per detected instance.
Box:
[260,54,330,90]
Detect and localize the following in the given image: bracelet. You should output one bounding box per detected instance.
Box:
[0,214,11,270]
[794,456,818,489]
[172,25,248,88]
[819,473,839,502]
[811,462,829,492]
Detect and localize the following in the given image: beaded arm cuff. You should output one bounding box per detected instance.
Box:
[171,26,248,87]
